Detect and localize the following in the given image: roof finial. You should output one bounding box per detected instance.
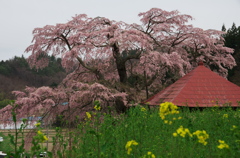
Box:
[198,60,204,66]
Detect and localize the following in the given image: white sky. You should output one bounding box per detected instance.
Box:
[0,0,240,61]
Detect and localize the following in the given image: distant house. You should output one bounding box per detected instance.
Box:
[144,62,240,107]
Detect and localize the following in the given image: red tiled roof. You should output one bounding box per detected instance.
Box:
[144,63,240,107]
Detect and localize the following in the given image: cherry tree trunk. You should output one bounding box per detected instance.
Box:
[116,60,127,83]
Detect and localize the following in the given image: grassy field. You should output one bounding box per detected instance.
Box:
[0,103,240,157]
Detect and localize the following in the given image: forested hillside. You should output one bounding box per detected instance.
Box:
[0,55,67,101]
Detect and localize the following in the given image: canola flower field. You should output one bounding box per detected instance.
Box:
[1,102,240,158]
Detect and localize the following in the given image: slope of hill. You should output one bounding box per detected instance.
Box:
[0,55,68,100]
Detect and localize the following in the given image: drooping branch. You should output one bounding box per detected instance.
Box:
[76,56,104,80]
[60,34,72,51]
[59,32,105,80]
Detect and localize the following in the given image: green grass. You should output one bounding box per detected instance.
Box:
[1,104,240,158]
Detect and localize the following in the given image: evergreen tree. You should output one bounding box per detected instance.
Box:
[223,23,240,85]
[223,23,240,50]
[222,24,226,32]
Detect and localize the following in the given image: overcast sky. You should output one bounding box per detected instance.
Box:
[1,0,240,61]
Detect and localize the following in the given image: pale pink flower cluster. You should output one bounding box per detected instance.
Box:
[0,79,127,125]
[24,8,235,87]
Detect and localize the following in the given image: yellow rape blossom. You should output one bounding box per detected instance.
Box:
[217,140,229,149]
[94,105,101,111]
[43,135,48,141]
[159,102,179,120]
[141,107,147,118]
[141,107,147,112]
[37,130,43,135]
[164,120,173,125]
[35,122,41,127]
[86,112,91,119]
[193,130,209,145]
[231,125,237,130]
[174,126,192,137]
[223,114,228,118]
[143,151,156,158]
[125,140,138,155]
[94,100,101,110]
[36,130,48,142]
[173,133,178,137]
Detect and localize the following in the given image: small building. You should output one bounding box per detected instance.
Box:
[144,62,240,107]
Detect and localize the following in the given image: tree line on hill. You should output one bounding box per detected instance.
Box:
[0,55,68,108]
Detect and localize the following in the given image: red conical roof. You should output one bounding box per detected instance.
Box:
[145,63,240,107]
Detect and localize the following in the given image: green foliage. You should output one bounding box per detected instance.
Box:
[0,92,6,101]
[222,23,240,85]
[3,103,240,157]
[0,99,14,109]
[0,55,67,100]
[31,55,65,76]
[0,132,14,153]
[0,62,12,76]
[222,23,240,51]
[0,55,65,77]
[222,24,226,32]
[5,106,52,158]
[0,56,28,76]
[63,106,239,158]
